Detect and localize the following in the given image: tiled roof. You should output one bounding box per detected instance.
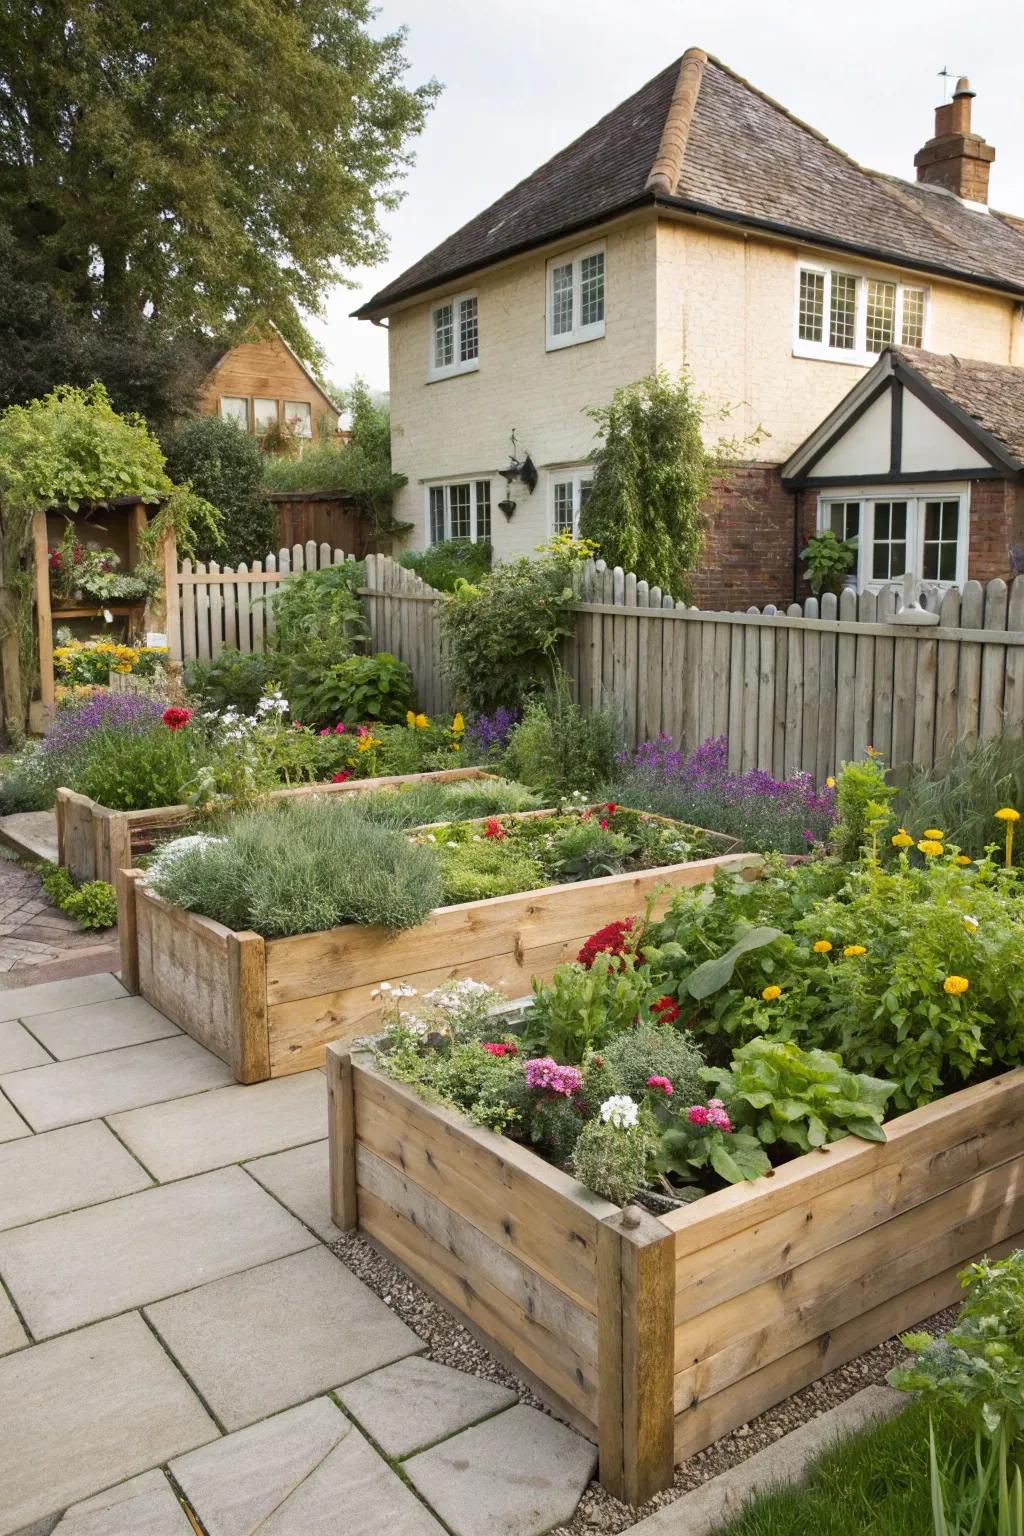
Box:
[895,346,1024,466]
[357,51,1024,317]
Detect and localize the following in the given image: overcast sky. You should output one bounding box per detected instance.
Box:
[310,0,1024,393]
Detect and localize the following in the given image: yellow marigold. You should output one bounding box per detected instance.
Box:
[843,945,867,957]
[812,940,833,954]
[761,984,782,1002]
[954,855,972,866]
[943,975,970,996]
[356,736,377,753]
[923,829,944,841]
[917,839,944,857]
[452,712,465,734]
[996,807,1021,822]
[865,745,881,758]
[891,829,914,849]
[449,741,461,752]
[406,710,416,726]
[414,713,429,729]
[825,776,836,789]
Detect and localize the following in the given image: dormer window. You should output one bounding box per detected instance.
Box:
[546,243,605,350]
[795,263,927,364]
[430,293,478,380]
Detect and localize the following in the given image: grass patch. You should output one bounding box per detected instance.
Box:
[351,777,544,829]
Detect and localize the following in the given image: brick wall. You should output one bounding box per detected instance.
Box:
[689,463,797,609]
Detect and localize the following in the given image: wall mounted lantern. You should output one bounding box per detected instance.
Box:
[497,429,537,519]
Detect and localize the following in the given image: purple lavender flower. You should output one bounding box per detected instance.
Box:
[42,692,166,757]
[467,707,521,755]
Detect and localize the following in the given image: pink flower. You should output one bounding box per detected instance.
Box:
[687,1105,710,1126]
[319,728,331,736]
[335,722,346,734]
[708,1098,733,1133]
[357,725,369,738]
[646,1075,673,1095]
[481,1042,517,1057]
[484,817,505,840]
[524,1057,583,1098]
[599,818,610,830]
[291,720,303,730]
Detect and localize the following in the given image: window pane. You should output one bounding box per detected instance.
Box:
[551,264,574,335]
[580,252,604,327]
[220,397,248,428]
[449,483,471,539]
[901,288,925,347]
[871,501,909,581]
[253,398,278,434]
[827,501,860,543]
[798,270,824,342]
[284,401,312,438]
[866,280,896,353]
[433,303,454,369]
[579,479,593,515]
[474,481,491,540]
[459,297,478,363]
[429,486,446,544]
[922,499,960,582]
[553,482,574,534]
[829,273,857,349]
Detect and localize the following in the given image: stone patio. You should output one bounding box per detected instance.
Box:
[0,971,597,1535]
[0,844,118,987]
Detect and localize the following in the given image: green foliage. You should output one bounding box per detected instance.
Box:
[436,840,544,904]
[704,1037,894,1151]
[268,562,368,718]
[833,751,899,861]
[800,529,858,597]
[352,778,543,830]
[71,724,203,811]
[602,1023,706,1103]
[287,653,414,730]
[526,955,657,1064]
[570,1116,652,1206]
[441,543,588,714]
[896,739,1024,868]
[579,370,762,598]
[162,417,275,566]
[541,818,629,881]
[0,754,54,814]
[504,682,618,797]
[38,864,117,929]
[149,799,442,937]
[184,649,279,717]
[400,539,492,593]
[655,1117,772,1187]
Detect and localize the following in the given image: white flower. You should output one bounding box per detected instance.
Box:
[146,833,224,881]
[599,1094,639,1130]
[256,691,289,717]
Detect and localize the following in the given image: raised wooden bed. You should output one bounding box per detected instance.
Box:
[117,846,757,1083]
[56,767,498,884]
[327,1049,1024,1505]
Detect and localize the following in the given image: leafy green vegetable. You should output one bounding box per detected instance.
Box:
[704,1037,894,1151]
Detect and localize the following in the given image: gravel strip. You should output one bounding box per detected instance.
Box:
[330,1225,954,1534]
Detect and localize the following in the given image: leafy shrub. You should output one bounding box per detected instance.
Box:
[400,539,492,593]
[704,1036,894,1150]
[72,723,206,810]
[895,738,1024,868]
[0,755,54,813]
[525,954,657,1064]
[148,799,442,937]
[286,652,413,730]
[39,864,117,929]
[185,648,279,716]
[436,839,544,904]
[832,750,898,862]
[571,1114,652,1206]
[270,560,367,675]
[605,735,837,854]
[799,529,857,597]
[353,777,542,829]
[504,682,618,797]
[162,415,276,566]
[602,1023,706,1104]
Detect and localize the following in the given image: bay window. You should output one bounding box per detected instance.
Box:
[796,263,927,363]
[818,491,967,591]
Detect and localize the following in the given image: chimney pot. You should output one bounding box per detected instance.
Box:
[915,75,993,203]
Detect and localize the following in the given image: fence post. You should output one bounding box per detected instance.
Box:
[326,1044,358,1230]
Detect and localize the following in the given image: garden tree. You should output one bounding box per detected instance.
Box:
[579,371,763,598]
[0,2,438,367]
[0,385,220,741]
[162,417,276,567]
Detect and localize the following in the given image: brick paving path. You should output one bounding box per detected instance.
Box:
[0,857,114,980]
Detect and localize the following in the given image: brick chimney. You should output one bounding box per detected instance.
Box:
[914,77,995,203]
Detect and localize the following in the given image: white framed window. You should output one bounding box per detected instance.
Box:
[425,480,492,544]
[795,262,928,364]
[284,401,312,438]
[253,398,279,435]
[429,292,478,380]
[220,396,248,428]
[550,469,594,536]
[817,488,968,591]
[546,244,605,350]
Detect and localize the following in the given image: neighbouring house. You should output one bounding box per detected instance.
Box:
[355,50,1024,608]
[198,323,341,442]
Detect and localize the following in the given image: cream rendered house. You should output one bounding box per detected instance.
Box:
[356,50,1024,607]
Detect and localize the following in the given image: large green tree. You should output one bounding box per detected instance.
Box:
[0,0,437,366]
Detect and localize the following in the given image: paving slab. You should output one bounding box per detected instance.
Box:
[0,1284,27,1355]
[0,971,125,1021]
[404,1402,596,1536]
[110,1071,328,1182]
[0,1121,152,1232]
[52,1470,194,1535]
[0,1311,217,1536]
[0,1034,234,1132]
[172,1397,444,1536]
[0,1018,51,1072]
[25,996,180,1060]
[338,1355,517,1458]
[0,1090,30,1143]
[0,1166,316,1339]
[243,1139,338,1240]
[0,809,58,863]
[146,1245,421,1430]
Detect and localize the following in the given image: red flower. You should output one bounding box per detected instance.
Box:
[484,817,506,840]
[161,707,192,731]
[332,772,351,784]
[577,917,640,970]
[605,802,618,816]
[651,995,681,1024]
[599,818,610,830]
[481,1041,517,1057]
[49,549,62,570]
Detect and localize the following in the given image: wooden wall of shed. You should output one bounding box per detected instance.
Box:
[198,334,338,430]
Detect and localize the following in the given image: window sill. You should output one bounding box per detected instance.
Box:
[792,343,885,368]
[546,326,605,353]
[426,362,480,384]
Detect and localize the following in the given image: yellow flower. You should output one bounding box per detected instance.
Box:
[449,742,461,752]
[843,945,867,957]
[954,855,972,866]
[406,710,416,726]
[964,915,979,932]
[943,975,970,996]
[891,829,914,849]
[917,839,944,857]
[865,745,881,758]
[414,713,429,730]
[452,712,465,734]
[812,940,833,954]
[923,829,944,841]
[996,807,1021,822]
[825,776,836,789]
[761,984,782,1002]
[356,736,379,753]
